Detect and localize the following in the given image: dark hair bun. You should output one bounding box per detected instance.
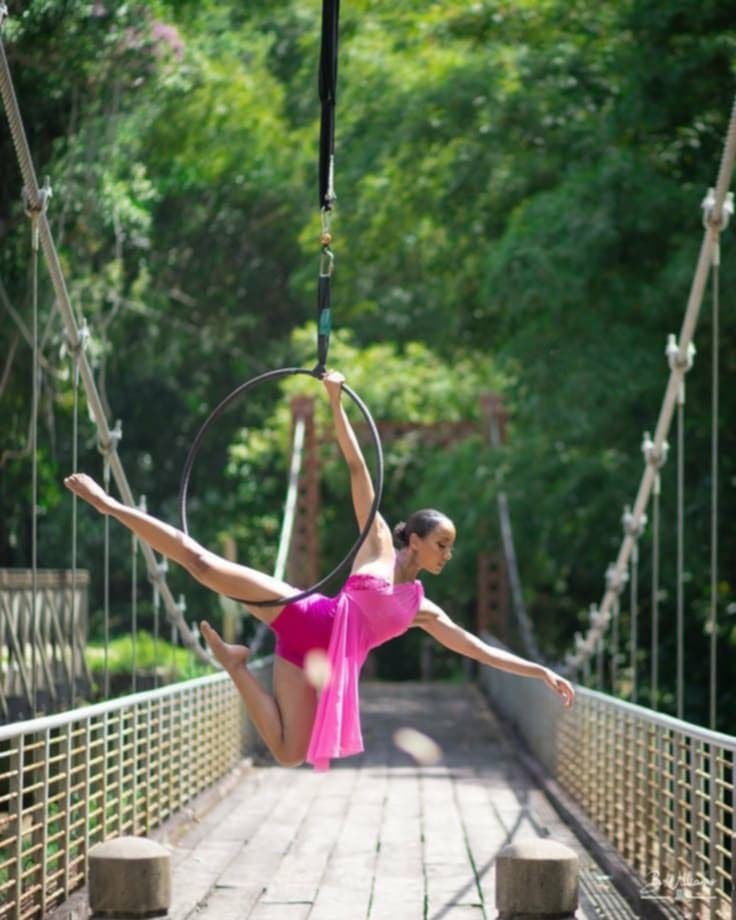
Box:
[392,521,408,548]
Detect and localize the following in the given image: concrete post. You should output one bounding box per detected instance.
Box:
[496,838,578,919]
[88,835,171,918]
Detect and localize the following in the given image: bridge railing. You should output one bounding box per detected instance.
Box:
[480,634,734,919]
[0,569,92,722]
[0,658,273,920]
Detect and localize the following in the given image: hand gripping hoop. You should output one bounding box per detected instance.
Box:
[178,366,384,606]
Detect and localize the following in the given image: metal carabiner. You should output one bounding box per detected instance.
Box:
[319,246,334,278]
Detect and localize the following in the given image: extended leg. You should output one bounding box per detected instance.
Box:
[201,621,317,767]
[64,473,292,622]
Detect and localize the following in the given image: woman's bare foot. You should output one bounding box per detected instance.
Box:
[200,620,250,673]
[63,472,114,514]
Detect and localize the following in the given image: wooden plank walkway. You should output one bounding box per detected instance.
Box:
[160,682,637,920]
[52,682,637,919]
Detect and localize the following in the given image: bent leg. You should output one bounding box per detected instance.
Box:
[271,655,319,764]
[201,622,317,767]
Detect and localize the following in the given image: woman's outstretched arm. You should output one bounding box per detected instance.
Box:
[412,597,575,708]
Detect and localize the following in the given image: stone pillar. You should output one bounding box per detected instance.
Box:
[88,835,171,918]
[496,838,578,919]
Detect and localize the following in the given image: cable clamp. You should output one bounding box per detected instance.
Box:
[622,504,647,539]
[641,430,669,469]
[605,562,628,595]
[147,557,169,585]
[319,246,334,278]
[575,631,594,657]
[665,333,695,373]
[98,419,123,458]
[68,317,90,357]
[702,187,734,231]
[320,207,333,247]
[325,155,337,208]
[22,177,52,249]
[22,176,53,218]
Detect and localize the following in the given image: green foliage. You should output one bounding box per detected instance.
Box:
[86,630,211,680]
[0,0,735,725]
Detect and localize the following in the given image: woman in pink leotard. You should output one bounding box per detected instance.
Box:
[64,371,575,770]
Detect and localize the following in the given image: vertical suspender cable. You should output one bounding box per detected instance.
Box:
[709,245,719,730]
[630,544,638,704]
[102,459,111,699]
[170,616,176,678]
[611,595,620,694]
[676,383,684,720]
[29,208,39,715]
[651,473,660,709]
[70,348,80,706]
[153,576,159,690]
[131,523,138,694]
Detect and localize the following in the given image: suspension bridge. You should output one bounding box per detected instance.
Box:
[1,4,735,919]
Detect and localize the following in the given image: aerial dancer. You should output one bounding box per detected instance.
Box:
[64,370,575,770]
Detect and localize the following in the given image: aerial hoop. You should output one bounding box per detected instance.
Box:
[178,366,384,607]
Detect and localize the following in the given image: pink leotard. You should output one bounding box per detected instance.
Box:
[269,572,424,771]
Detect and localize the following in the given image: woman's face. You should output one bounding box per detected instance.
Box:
[410,519,456,574]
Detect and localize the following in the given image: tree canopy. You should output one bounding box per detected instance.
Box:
[0,0,734,725]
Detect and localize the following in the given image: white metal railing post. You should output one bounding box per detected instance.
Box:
[40,730,50,915]
[10,736,23,920]
[117,709,125,836]
[61,723,71,899]
[83,719,91,889]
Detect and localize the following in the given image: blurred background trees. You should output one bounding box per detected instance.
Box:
[0,0,734,723]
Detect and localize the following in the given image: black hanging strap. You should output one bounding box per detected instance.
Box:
[318,0,340,211]
[314,0,339,377]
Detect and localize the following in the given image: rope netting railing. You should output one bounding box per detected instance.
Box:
[560,94,736,731]
[0,10,306,713]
